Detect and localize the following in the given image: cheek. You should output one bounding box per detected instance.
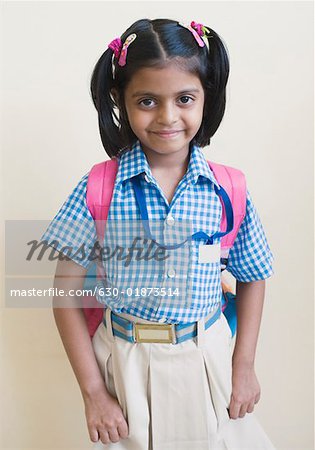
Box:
[187,107,204,129]
[126,108,146,126]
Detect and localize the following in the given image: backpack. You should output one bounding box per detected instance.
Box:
[82,157,246,339]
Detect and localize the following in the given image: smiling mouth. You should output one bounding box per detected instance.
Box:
[152,130,182,138]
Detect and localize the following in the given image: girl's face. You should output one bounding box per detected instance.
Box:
[123,63,205,159]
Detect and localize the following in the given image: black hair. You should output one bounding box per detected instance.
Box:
[90,18,230,158]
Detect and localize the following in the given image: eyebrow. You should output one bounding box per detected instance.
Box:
[131,88,201,98]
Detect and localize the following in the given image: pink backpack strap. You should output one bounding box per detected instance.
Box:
[86,158,119,239]
[207,161,247,256]
[83,158,118,338]
[86,158,119,280]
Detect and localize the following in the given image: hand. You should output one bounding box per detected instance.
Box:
[228,361,261,419]
[83,388,129,445]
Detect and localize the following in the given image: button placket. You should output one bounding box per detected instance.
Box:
[163,211,176,280]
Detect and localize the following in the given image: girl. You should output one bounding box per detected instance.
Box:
[42,18,276,450]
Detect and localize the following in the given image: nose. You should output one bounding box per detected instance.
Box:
[156,103,179,126]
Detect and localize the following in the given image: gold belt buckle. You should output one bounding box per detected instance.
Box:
[134,323,175,344]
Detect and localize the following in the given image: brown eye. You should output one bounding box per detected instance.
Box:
[179,96,193,104]
[139,98,155,107]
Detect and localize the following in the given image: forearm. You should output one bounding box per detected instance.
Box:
[232,279,265,367]
[53,299,109,400]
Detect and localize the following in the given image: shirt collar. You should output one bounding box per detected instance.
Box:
[186,143,220,188]
[115,140,154,186]
[115,139,220,189]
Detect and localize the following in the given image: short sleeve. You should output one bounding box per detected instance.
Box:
[225,190,274,282]
[40,172,98,269]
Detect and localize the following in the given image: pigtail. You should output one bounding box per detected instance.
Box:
[206,28,230,95]
[194,28,230,146]
[90,48,122,158]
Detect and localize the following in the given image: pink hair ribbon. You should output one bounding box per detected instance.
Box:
[190,21,210,38]
[178,21,211,48]
[108,37,122,59]
[108,33,137,67]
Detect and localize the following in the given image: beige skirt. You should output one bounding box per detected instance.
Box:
[91,309,276,450]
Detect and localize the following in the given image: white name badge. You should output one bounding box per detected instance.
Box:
[198,243,221,263]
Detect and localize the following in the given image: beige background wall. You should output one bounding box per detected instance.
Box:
[1,1,313,449]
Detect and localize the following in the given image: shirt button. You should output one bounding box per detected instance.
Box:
[166,215,175,226]
[167,268,176,278]
[144,174,150,183]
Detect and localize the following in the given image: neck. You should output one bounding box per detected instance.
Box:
[142,145,191,175]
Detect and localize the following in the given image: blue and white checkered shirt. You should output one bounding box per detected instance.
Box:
[41,140,274,323]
